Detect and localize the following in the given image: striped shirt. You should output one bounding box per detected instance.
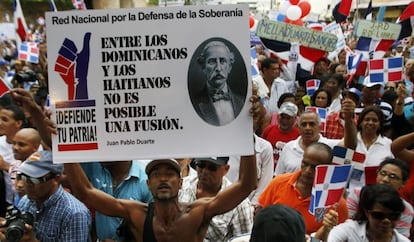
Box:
[18,186,91,242]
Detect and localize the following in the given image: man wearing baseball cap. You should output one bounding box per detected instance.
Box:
[261,102,300,171]
[64,153,256,242]
[0,150,91,242]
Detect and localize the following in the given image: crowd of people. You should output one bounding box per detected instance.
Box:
[0,8,414,242]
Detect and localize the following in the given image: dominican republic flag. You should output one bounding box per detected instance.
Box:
[250,47,260,78]
[332,146,366,167]
[0,77,11,97]
[13,0,28,47]
[397,1,414,40]
[305,106,327,133]
[356,37,395,60]
[346,50,363,76]
[260,38,326,72]
[346,52,363,86]
[332,0,353,23]
[365,0,373,20]
[369,57,403,83]
[72,0,87,10]
[309,164,353,219]
[306,79,320,96]
[18,42,39,64]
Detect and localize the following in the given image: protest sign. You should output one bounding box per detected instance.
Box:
[255,19,338,52]
[46,4,253,162]
[354,20,401,40]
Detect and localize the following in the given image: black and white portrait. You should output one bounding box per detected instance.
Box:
[188,38,248,126]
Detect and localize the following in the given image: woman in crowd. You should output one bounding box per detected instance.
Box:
[310,88,332,109]
[350,106,393,190]
[327,184,409,242]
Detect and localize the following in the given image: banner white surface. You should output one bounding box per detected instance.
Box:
[46,4,253,163]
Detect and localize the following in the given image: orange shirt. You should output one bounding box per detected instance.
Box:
[258,170,349,234]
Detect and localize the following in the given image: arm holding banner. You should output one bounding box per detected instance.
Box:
[10,88,54,148]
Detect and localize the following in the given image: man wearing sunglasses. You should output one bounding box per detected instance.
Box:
[178,157,253,242]
[0,150,91,242]
[346,158,414,238]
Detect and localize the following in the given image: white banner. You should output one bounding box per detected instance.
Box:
[46,4,253,163]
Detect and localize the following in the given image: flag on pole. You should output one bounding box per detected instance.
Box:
[72,0,87,10]
[50,0,58,12]
[0,77,11,97]
[332,0,353,23]
[369,57,403,83]
[250,47,260,78]
[356,37,396,60]
[397,1,414,40]
[365,0,372,20]
[332,146,366,166]
[18,42,39,64]
[305,106,327,133]
[260,38,326,72]
[13,0,28,47]
[332,146,366,181]
[306,79,321,96]
[309,164,352,219]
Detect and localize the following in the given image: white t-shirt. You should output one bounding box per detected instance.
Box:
[274,135,341,176]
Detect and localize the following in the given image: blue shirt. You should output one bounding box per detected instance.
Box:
[18,186,91,242]
[81,161,152,240]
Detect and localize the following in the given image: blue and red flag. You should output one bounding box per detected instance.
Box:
[72,0,87,10]
[332,0,353,23]
[18,42,39,64]
[369,57,403,83]
[13,0,28,47]
[397,1,414,40]
[306,79,320,96]
[309,164,353,217]
[356,37,395,60]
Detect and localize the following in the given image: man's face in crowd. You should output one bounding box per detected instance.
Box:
[298,112,321,143]
[147,164,182,201]
[279,113,296,132]
[300,146,331,186]
[203,45,232,90]
[376,164,405,191]
[263,63,280,81]
[13,132,38,161]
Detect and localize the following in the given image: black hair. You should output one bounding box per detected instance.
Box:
[310,88,332,108]
[354,184,404,221]
[378,158,410,182]
[357,106,384,135]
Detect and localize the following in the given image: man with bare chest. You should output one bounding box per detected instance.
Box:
[64,155,256,242]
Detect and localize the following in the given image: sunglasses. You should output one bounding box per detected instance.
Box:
[17,173,56,185]
[196,162,219,172]
[368,210,400,221]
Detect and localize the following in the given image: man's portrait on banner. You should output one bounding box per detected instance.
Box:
[188,38,248,126]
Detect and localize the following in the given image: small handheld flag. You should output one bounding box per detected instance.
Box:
[309,164,353,221]
[332,146,366,181]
